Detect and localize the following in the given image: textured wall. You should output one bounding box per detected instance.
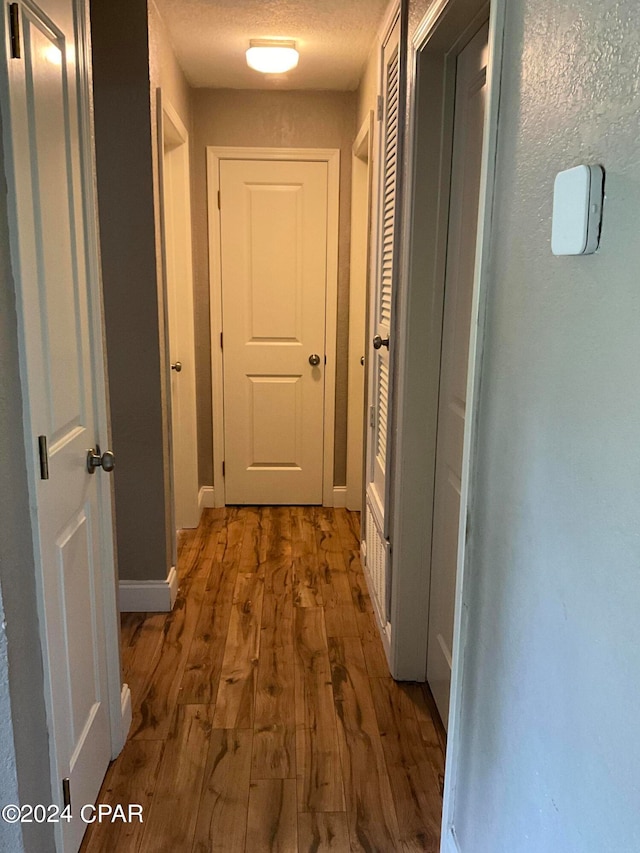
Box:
[91,0,172,582]
[0,114,54,852]
[443,1,640,850]
[357,42,379,130]
[191,89,357,488]
[148,0,192,129]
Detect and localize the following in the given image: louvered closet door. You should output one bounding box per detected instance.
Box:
[365,14,400,628]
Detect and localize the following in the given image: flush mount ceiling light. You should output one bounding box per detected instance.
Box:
[246,39,299,74]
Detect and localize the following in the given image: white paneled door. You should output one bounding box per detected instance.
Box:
[219,158,329,504]
[2,0,118,849]
[427,21,489,727]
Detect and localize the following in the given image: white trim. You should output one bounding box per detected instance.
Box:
[206,146,341,508]
[4,0,125,798]
[120,683,132,745]
[119,566,178,612]
[378,0,401,44]
[346,112,374,512]
[198,486,216,511]
[75,0,125,761]
[157,91,200,533]
[412,0,452,46]
[442,0,507,841]
[389,0,498,681]
[442,825,462,853]
[332,486,347,508]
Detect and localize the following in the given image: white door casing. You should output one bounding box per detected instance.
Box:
[158,92,199,531]
[1,0,122,849]
[364,8,400,635]
[427,21,489,727]
[208,148,340,507]
[389,0,507,838]
[346,112,374,512]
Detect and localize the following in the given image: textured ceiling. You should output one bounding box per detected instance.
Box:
[153,0,390,90]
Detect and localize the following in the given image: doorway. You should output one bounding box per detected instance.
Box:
[159,92,200,534]
[207,147,340,507]
[346,112,374,512]
[386,0,502,695]
[426,18,490,726]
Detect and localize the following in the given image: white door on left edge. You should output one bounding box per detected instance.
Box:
[219,158,328,505]
[3,0,115,849]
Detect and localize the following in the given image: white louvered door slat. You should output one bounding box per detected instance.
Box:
[364,12,400,632]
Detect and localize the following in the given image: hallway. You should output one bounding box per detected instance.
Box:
[81,507,445,852]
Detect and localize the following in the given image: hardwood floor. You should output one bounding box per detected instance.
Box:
[81,507,445,853]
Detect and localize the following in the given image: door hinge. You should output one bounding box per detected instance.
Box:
[222,461,225,477]
[62,778,71,809]
[217,190,221,209]
[377,95,384,121]
[38,435,49,480]
[9,4,20,59]
[220,331,223,349]
[369,405,375,428]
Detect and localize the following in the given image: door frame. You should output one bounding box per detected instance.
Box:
[74,0,128,760]
[346,113,374,511]
[207,146,340,507]
[389,0,506,844]
[0,0,127,830]
[157,90,199,534]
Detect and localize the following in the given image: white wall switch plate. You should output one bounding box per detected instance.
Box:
[551,164,604,256]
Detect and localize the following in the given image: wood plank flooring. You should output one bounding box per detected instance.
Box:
[81,507,445,853]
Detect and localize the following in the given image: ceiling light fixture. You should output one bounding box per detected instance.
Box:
[246,39,299,74]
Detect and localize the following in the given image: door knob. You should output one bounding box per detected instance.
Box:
[171,361,182,372]
[308,354,321,366]
[373,335,390,350]
[360,356,365,366]
[87,445,116,474]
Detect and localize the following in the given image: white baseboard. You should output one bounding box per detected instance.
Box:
[120,683,132,745]
[198,484,349,509]
[198,486,215,511]
[119,565,178,612]
[332,486,347,507]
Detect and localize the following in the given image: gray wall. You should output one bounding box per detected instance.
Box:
[191,89,357,489]
[91,0,172,582]
[443,1,640,850]
[0,115,54,852]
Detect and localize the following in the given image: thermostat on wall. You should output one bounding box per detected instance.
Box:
[551,164,604,255]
